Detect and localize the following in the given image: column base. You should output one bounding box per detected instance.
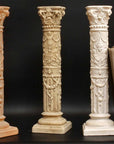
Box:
[0,116,18,138]
[0,125,18,138]
[83,118,114,136]
[32,121,72,134]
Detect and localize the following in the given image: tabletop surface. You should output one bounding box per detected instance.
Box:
[0,114,114,144]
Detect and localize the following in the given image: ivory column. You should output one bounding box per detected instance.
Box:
[83,5,114,136]
[32,6,72,134]
[0,6,18,138]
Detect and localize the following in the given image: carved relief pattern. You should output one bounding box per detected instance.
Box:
[86,7,112,26]
[86,6,112,114]
[38,7,65,26]
[43,31,61,112]
[0,7,9,115]
[90,31,108,114]
[38,7,65,112]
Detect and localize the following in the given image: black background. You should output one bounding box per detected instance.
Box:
[0,0,114,143]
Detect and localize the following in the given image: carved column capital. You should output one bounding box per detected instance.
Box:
[86,6,112,30]
[38,6,65,28]
[0,6,9,27]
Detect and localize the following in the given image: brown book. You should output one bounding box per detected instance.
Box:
[109,47,114,84]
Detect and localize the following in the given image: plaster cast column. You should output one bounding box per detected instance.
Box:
[83,5,114,136]
[0,6,18,138]
[32,6,72,134]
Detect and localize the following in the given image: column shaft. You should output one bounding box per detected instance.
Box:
[90,29,108,115]
[43,28,61,113]
[0,26,4,116]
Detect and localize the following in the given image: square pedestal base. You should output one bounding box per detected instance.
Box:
[83,123,114,136]
[32,121,72,134]
[0,126,18,138]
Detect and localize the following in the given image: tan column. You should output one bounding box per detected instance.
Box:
[32,6,72,134]
[0,25,4,116]
[83,5,114,136]
[0,6,18,138]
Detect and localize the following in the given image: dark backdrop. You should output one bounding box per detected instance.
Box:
[0,0,114,143]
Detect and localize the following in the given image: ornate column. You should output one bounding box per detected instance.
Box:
[0,6,18,138]
[83,5,114,136]
[32,6,72,134]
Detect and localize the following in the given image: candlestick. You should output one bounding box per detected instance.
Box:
[32,6,72,134]
[0,6,18,138]
[83,5,114,136]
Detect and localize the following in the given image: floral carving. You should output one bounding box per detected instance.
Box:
[43,31,61,66]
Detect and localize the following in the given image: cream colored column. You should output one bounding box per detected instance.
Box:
[83,5,114,136]
[0,6,18,138]
[32,6,72,134]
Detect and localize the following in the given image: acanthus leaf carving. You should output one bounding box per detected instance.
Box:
[86,6,112,26]
[38,7,65,26]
